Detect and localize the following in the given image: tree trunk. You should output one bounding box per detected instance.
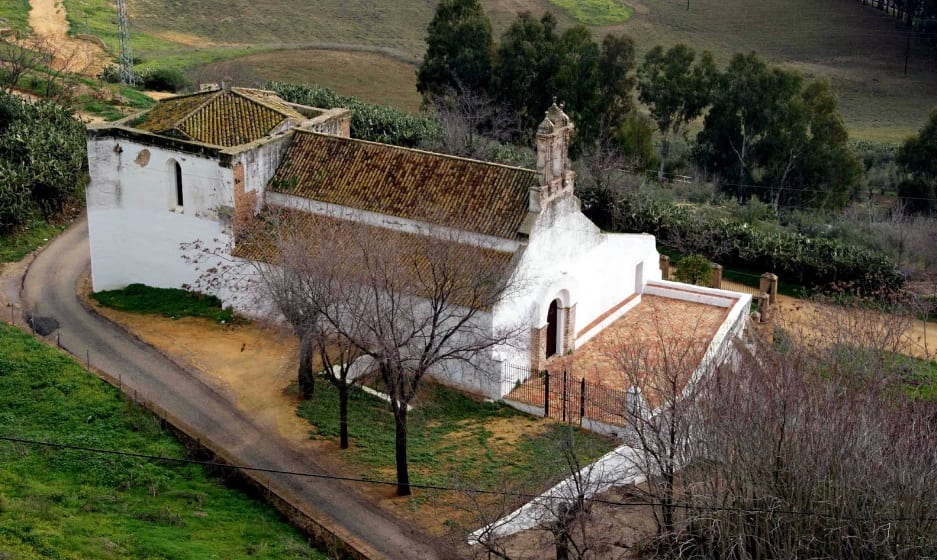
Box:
[297,332,315,399]
[658,136,669,183]
[394,404,411,496]
[339,383,350,450]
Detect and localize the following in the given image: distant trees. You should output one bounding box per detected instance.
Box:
[897,106,937,215]
[637,44,716,182]
[416,0,493,100]
[419,7,638,152]
[695,52,861,210]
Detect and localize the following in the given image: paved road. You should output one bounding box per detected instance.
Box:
[13,218,441,560]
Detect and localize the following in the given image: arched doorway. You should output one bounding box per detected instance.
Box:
[546,299,560,357]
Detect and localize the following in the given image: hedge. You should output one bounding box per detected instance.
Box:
[580,187,904,296]
[263,82,441,148]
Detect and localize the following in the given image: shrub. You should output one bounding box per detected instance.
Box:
[581,187,904,295]
[0,92,86,232]
[674,254,711,286]
[97,63,121,84]
[264,81,442,147]
[136,66,189,92]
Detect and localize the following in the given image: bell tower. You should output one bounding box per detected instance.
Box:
[535,102,575,207]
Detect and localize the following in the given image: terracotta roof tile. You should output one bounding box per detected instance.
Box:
[135,87,304,147]
[233,209,516,309]
[268,131,537,239]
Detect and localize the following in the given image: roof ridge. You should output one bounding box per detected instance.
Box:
[231,88,304,121]
[292,129,538,177]
[174,89,225,132]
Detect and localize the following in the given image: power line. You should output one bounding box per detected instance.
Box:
[3,434,936,523]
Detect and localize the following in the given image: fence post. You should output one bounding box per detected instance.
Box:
[710,263,723,290]
[562,370,568,423]
[659,255,671,280]
[543,370,550,418]
[758,293,771,321]
[579,377,585,426]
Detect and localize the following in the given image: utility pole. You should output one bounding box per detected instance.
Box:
[117,0,135,85]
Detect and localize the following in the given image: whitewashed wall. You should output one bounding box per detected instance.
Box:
[491,194,662,377]
[86,135,234,293]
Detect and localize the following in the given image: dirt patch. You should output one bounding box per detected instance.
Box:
[155,30,215,48]
[26,0,109,76]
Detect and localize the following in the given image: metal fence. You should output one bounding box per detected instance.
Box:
[721,269,763,298]
[502,363,630,428]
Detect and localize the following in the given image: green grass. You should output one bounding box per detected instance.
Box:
[0,323,327,559]
[79,97,125,121]
[0,219,67,263]
[118,85,158,109]
[892,353,937,400]
[298,380,614,493]
[547,0,631,25]
[59,0,935,137]
[0,0,30,31]
[91,283,235,323]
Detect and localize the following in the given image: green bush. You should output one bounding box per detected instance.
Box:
[136,66,190,92]
[0,92,86,233]
[97,63,121,84]
[581,187,904,295]
[264,81,442,147]
[674,254,712,286]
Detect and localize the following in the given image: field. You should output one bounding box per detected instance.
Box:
[0,323,326,559]
[58,0,937,140]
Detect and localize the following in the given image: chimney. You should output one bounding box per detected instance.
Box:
[535,102,575,208]
[221,76,233,91]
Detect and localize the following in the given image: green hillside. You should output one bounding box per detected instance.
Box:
[0,324,326,559]
[63,0,936,140]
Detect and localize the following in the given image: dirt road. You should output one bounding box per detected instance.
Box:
[27,0,108,75]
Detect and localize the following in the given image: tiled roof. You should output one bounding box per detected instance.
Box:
[233,209,516,309]
[134,87,305,147]
[268,131,537,240]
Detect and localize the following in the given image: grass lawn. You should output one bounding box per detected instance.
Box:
[0,0,30,31]
[547,0,631,25]
[298,380,615,503]
[91,283,235,323]
[0,220,67,263]
[895,353,937,400]
[0,323,327,559]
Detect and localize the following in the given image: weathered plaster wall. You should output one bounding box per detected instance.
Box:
[86,135,234,293]
[491,194,661,388]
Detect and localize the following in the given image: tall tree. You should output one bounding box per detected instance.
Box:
[637,44,716,182]
[492,12,560,139]
[493,13,638,149]
[897,106,937,215]
[695,52,860,209]
[417,0,493,101]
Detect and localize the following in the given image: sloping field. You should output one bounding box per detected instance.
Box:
[64,0,936,137]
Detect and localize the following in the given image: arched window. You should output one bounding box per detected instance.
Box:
[174,161,184,208]
[546,299,560,358]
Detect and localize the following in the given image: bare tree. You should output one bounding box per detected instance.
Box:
[681,331,937,559]
[596,299,721,542]
[0,38,40,92]
[233,209,522,495]
[455,426,628,560]
[422,84,517,162]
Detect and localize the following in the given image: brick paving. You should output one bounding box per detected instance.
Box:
[506,295,729,423]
